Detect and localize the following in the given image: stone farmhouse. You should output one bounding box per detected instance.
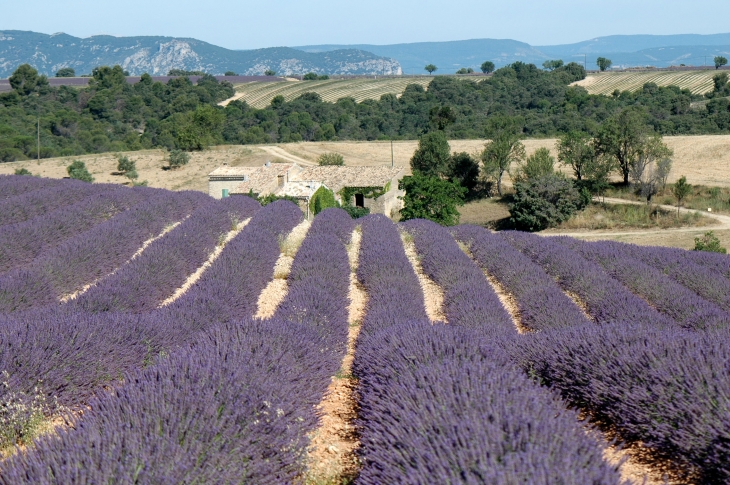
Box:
[208,162,405,218]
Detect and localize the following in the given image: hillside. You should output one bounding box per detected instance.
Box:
[573,70,721,95]
[0,30,402,77]
[223,77,434,108]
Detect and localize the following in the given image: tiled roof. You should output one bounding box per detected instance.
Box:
[208,166,257,177]
[296,166,404,192]
[235,163,295,193]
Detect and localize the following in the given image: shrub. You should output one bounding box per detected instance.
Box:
[168,149,190,169]
[13,168,32,176]
[342,205,370,219]
[116,155,135,174]
[124,169,139,182]
[66,160,93,183]
[512,147,555,183]
[509,174,587,231]
[316,152,344,166]
[399,172,466,226]
[694,231,727,254]
[309,186,338,215]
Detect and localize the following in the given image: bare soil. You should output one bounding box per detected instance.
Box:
[399,231,446,323]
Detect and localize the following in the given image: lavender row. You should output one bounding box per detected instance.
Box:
[356,214,428,334]
[688,249,730,281]
[353,217,620,483]
[402,220,514,335]
[556,238,730,330]
[510,322,730,483]
[0,318,337,484]
[74,196,260,313]
[0,206,350,482]
[501,231,674,327]
[451,224,589,331]
[611,241,730,312]
[354,322,624,484]
[0,187,153,274]
[0,201,302,410]
[0,174,62,201]
[0,179,110,227]
[0,190,209,312]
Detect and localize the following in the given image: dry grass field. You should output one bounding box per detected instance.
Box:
[572,70,719,95]
[223,77,434,108]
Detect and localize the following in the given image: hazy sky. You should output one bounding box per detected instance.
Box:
[4,0,730,49]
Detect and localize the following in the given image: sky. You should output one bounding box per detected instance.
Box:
[3,0,730,49]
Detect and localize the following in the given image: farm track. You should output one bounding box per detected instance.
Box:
[305,227,365,484]
[259,146,317,166]
[222,78,433,108]
[400,230,446,323]
[546,197,730,238]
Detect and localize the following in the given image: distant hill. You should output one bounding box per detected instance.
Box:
[296,33,730,73]
[0,30,402,78]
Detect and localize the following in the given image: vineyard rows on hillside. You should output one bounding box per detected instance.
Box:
[0,175,728,483]
[574,70,719,95]
[227,77,433,108]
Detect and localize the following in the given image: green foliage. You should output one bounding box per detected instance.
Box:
[480,61,495,74]
[317,152,345,166]
[399,172,466,226]
[342,205,370,219]
[429,105,457,130]
[168,149,190,169]
[303,73,329,81]
[13,168,32,176]
[595,107,649,184]
[557,131,594,181]
[309,186,338,215]
[448,152,480,193]
[714,56,728,70]
[512,147,555,182]
[542,60,564,71]
[410,131,451,177]
[340,184,389,206]
[455,68,474,74]
[672,175,692,213]
[168,69,206,76]
[66,160,93,182]
[224,71,237,76]
[55,68,76,78]
[481,117,525,196]
[89,66,127,90]
[596,57,612,71]
[9,64,49,96]
[712,73,729,93]
[694,231,727,253]
[264,69,276,76]
[509,174,587,231]
[116,155,135,174]
[425,64,438,74]
[124,169,139,181]
[253,191,299,206]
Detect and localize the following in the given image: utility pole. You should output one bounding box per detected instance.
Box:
[584,54,587,70]
[37,117,40,161]
[391,139,394,168]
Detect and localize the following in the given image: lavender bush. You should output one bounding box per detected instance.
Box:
[0,175,62,201]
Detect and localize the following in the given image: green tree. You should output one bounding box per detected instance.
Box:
[594,108,649,185]
[410,131,451,178]
[224,71,237,76]
[317,152,345,166]
[168,149,190,169]
[629,134,673,204]
[303,72,319,80]
[481,117,525,196]
[542,60,564,71]
[55,67,76,78]
[448,152,480,193]
[596,57,612,71]
[456,68,474,74]
[714,56,728,70]
[429,106,457,130]
[582,154,616,200]
[399,172,466,226]
[672,175,692,216]
[309,186,338,215]
[694,231,726,253]
[117,155,135,174]
[264,69,276,76]
[512,147,555,182]
[557,131,594,181]
[14,168,32,176]
[67,160,94,182]
[425,64,438,75]
[9,64,49,96]
[480,61,495,74]
[89,65,127,90]
[124,169,139,182]
[713,73,729,93]
[509,174,587,231]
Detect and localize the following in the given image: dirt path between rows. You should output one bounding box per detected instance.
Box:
[400,231,446,323]
[546,197,730,238]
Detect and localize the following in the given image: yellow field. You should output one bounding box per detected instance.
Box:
[573,70,719,95]
[222,78,434,108]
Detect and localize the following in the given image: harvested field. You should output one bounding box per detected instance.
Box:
[573,70,720,95]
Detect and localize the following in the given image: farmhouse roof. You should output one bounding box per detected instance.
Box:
[208,165,257,178]
[296,166,405,193]
[237,163,296,193]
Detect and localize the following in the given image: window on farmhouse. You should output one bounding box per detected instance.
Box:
[355,193,365,207]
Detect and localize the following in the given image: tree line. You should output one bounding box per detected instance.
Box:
[2,60,730,162]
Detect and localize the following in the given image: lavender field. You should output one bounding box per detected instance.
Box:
[0,175,727,484]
